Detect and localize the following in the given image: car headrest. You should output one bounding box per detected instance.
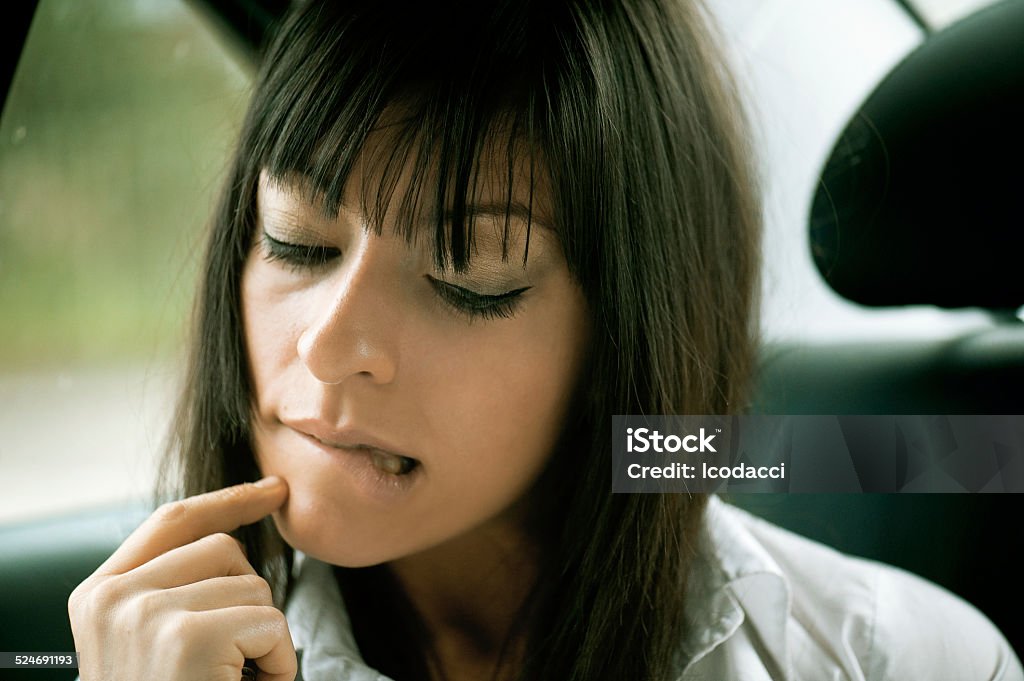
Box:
[809,0,1024,310]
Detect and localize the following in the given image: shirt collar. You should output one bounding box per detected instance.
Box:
[285,495,792,681]
[285,551,389,681]
[679,495,792,677]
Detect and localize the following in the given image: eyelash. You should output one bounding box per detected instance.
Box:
[260,231,530,320]
[426,278,529,321]
[260,232,339,271]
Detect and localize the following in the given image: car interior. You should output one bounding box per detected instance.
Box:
[1,1,1021,678]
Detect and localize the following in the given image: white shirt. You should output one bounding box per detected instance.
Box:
[284,495,1023,680]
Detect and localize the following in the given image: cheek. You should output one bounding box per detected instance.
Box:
[451,343,574,441]
[421,293,588,505]
[240,261,302,410]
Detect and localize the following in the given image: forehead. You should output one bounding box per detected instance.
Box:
[362,109,554,219]
[259,171,556,252]
[256,111,559,265]
[268,101,552,209]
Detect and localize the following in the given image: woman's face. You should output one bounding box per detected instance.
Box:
[242,136,590,567]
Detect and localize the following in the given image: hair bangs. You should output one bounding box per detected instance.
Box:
[246,2,549,274]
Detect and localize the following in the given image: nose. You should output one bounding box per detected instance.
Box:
[296,239,399,386]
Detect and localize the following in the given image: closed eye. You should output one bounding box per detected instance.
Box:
[426,276,531,321]
[260,230,530,320]
[261,231,340,271]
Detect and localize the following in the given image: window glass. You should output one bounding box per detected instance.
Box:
[0,0,248,521]
[710,0,991,343]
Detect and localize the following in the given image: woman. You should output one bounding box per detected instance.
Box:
[68,1,1022,680]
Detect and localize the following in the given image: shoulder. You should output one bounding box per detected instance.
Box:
[706,498,1023,681]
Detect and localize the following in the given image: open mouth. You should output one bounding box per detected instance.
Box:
[308,433,420,476]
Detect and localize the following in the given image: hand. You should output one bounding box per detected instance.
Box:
[68,476,296,681]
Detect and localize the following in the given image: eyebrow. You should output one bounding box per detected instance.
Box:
[269,188,553,232]
[262,177,555,236]
[439,201,554,233]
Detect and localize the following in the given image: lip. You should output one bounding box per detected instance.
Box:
[282,418,417,462]
[281,418,422,501]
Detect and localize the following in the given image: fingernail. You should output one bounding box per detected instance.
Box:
[254,475,282,488]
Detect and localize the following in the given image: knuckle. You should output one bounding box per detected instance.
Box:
[87,578,122,613]
[263,605,289,634]
[68,580,91,617]
[111,593,142,635]
[132,589,162,622]
[153,499,188,524]
[205,532,241,553]
[160,610,199,648]
[111,585,156,630]
[242,574,273,602]
[216,484,248,504]
[68,578,109,626]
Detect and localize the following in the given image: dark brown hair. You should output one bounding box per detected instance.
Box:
[162,1,760,679]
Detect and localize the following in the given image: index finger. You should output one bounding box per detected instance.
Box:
[96,476,288,576]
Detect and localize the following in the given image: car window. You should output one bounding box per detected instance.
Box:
[0,0,248,522]
[707,0,994,343]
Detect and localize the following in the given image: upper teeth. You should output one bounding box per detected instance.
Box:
[309,434,415,475]
[371,451,414,475]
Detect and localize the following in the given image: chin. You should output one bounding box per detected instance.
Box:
[270,488,415,568]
